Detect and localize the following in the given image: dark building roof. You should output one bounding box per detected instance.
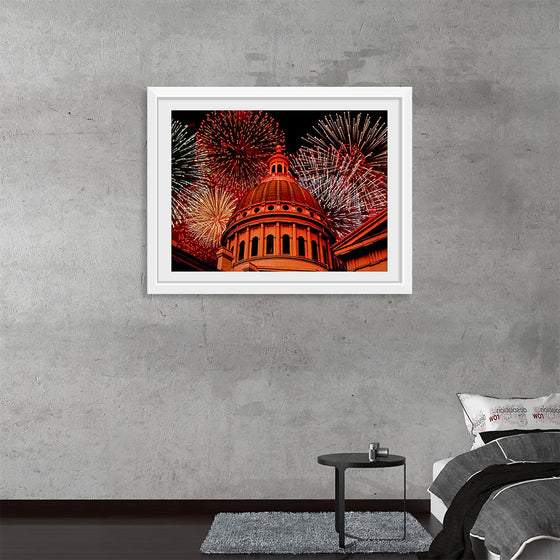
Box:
[332,209,388,257]
[172,241,217,271]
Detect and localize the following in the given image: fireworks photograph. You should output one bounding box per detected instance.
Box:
[171,109,388,273]
[147,87,412,294]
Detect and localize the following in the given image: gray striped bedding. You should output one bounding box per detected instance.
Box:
[429,432,560,559]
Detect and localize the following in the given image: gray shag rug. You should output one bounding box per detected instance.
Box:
[200,511,433,554]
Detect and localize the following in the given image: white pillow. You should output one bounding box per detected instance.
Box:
[457,393,560,444]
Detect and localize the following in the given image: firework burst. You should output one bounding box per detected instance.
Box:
[197,111,285,192]
[185,184,237,248]
[292,112,387,238]
[292,147,387,238]
[307,112,387,173]
[172,119,201,225]
[302,172,364,238]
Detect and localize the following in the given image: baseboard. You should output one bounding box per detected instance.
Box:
[0,499,429,518]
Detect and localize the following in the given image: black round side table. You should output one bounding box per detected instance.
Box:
[317,453,406,548]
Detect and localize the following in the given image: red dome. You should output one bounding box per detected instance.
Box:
[236,176,323,212]
[218,147,336,271]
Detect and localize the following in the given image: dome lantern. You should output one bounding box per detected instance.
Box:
[268,144,290,175]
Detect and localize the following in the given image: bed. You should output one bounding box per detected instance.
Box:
[424,393,560,560]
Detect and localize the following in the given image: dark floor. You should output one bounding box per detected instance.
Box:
[0,513,441,560]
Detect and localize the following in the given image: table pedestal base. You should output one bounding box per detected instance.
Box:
[333,462,406,548]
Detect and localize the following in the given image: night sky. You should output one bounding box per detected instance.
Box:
[172,110,387,155]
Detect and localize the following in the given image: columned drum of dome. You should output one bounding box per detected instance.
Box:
[217,146,336,272]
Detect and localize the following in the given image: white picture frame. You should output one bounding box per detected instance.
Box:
[147,87,412,294]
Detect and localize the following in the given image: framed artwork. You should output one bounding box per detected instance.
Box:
[147,87,412,294]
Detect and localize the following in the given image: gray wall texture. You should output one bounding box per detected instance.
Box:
[1,1,558,500]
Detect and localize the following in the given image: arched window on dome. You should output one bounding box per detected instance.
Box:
[251,236,259,257]
[266,234,274,255]
[312,240,318,261]
[282,234,290,254]
[238,240,245,260]
[298,236,305,257]
[272,164,276,173]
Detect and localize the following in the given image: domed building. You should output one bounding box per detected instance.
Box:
[217,146,336,271]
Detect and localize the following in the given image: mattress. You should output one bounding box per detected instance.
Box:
[429,457,452,524]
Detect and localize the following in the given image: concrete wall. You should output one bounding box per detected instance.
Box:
[1,0,558,500]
